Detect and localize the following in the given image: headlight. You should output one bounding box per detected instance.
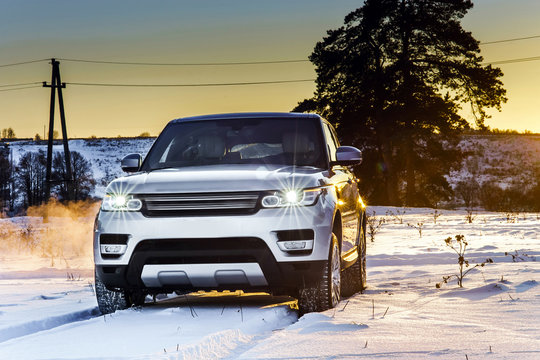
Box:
[261,188,322,208]
[101,194,142,211]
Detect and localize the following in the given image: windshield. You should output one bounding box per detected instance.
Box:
[142,118,326,170]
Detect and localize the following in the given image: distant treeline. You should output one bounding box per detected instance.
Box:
[0,149,95,216]
[463,128,540,136]
[1,129,536,143]
[453,177,540,212]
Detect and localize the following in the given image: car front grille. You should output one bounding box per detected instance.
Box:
[138,192,261,217]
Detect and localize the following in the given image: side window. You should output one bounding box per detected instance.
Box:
[323,123,338,162]
[328,124,341,148]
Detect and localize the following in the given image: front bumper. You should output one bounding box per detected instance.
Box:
[94,202,335,292]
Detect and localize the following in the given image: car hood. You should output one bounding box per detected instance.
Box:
[106,164,330,194]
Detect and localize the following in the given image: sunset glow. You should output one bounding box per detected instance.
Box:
[1,0,539,137]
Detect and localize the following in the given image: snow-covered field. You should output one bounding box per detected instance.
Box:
[0,206,538,359]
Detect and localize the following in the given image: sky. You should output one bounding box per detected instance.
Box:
[1,0,540,138]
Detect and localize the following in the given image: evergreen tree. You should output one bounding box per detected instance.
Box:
[295,0,506,206]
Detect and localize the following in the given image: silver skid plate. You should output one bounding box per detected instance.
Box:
[140,263,268,288]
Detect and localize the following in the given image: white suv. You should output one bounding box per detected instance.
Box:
[94,112,366,314]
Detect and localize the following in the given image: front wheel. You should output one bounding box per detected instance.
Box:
[297,233,341,314]
[95,270,128,314]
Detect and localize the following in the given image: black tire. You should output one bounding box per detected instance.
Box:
[341,260,361,297]
[95,269,129,314]
[128,290,147,307]
[359,218,367,291]
[341,217,367,297]
[297,233,341,314]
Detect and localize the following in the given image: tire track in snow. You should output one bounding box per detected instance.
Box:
[0,307,100,343]
[220,329,289,360]
[152,294,299,360]
[161,329,254,360]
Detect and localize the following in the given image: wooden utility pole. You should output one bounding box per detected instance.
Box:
[43,58,74,201]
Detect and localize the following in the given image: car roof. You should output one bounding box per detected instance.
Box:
[170,112,321,124]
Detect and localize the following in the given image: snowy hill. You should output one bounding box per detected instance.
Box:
[449,134,540,190]
[7,133,540,201]
[9,138,156,198]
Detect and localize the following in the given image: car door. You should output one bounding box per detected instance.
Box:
[322,122,360,258]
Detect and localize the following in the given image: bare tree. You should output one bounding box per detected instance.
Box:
[454,177,480,209]
[52,151,96,201]
[17,150,47,207]
[0,150,14,213]
[1,128,16,139]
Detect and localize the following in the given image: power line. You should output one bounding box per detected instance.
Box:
[0,85,42,92]
[58,58,310,66]
[0,32,539,89]
[0,32,536,69]
[67,79,315,87]
[480,34,540,45]
[484,55,540,66]
[0,58,49,68]
[0,81,42,88]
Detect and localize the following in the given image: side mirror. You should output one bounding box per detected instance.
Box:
[121,153,142,173]
[331,146,362,167]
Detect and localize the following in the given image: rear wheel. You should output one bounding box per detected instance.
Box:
[297,233,341,314]
[127,290,147,307]
[341,217,367,296]
[359,220,367,291]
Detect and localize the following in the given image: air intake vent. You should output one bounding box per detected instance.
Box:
[100,234,129,245]
[276,229,314,241]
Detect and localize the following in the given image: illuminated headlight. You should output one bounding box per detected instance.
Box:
[285,190,300,203]
[261,188,322,208]
[101,194,142,211]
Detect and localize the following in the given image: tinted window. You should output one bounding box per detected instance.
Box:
[142,118,326,170]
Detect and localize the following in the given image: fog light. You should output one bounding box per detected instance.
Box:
[100,244,127,255]
[284,241,306,249]
[277,240,314,252]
